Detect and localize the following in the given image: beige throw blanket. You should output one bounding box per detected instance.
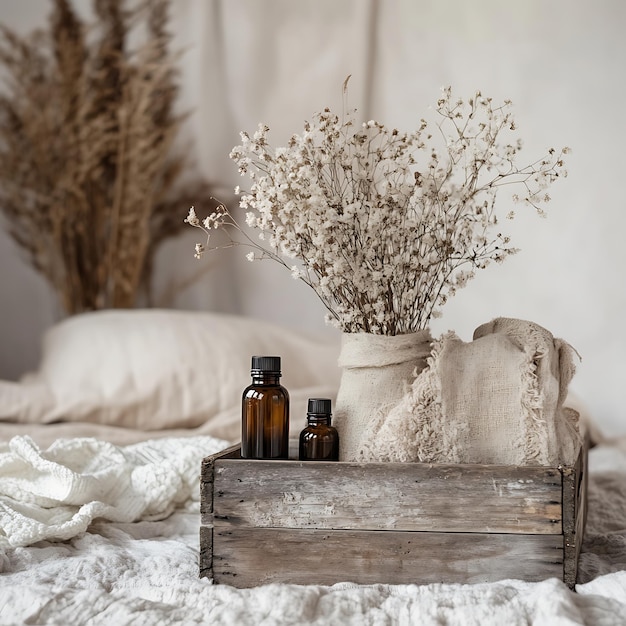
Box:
[359,318,582,466]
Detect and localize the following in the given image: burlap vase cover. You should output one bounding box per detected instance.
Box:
[333,330,432,462]
[357,318,582,466]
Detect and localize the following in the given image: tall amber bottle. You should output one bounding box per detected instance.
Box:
[241,356,290,459]
[299,398,339,461]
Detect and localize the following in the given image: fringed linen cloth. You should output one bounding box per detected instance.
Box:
[358,318,582,466]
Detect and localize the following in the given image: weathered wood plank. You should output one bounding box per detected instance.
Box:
[561,463,576,588]
[212,459,563,534]
[199,525,213,579]
[576,445,589,566]
[199,459,215,518]
[212,527,564,588]
[562,443,588,588]
[200,444,242,521]
[211,443,242,461]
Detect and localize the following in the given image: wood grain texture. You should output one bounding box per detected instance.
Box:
[199,441,588,588]
[199,444,241,520]
[210,459,563,534]
[199,525,213,580]
[211,527,564,588]
[562,443,588,588]
[199,458,215,518]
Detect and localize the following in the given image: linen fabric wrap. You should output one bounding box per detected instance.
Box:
[333,330,432,462]
[358,318,582,466]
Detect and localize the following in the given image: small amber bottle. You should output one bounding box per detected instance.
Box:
[299,398,339,462]
[241,356,290,459]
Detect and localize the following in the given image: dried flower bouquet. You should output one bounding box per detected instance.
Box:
[0,0,211,314]
[188,86,568,335]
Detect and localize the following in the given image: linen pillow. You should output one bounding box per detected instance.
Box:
[11,309,341,432]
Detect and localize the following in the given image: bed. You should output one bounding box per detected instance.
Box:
[1,310,626,625]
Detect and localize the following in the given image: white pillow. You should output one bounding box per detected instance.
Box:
[12,309,341,432]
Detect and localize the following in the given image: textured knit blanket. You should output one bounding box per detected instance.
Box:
[1,437,626,625]
[0,436,227,551]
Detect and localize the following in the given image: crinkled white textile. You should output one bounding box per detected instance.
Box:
[0,435,228,550]
[1,439,626,625]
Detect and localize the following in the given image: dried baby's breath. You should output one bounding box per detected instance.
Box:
[189,87,568,335]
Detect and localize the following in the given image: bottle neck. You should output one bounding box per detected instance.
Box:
[307,414,331,426]
[251,372,281,385]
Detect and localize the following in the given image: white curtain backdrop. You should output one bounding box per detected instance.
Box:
[0,0,625,437]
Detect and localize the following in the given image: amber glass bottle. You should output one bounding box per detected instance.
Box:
[299,398,339,462]
[241,356,290,459]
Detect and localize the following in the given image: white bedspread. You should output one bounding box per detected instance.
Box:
[1,437,626,625]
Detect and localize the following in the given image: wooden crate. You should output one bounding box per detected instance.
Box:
[200,442,587,589]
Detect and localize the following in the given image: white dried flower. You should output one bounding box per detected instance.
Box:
[186,87,568,335]
[194,243,205,259]
[184,206,200,227]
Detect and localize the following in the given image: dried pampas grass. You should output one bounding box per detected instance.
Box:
[0,0,212,314]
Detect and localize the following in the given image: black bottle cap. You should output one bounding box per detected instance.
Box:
[251,355,281,374]
[307,398,332,416]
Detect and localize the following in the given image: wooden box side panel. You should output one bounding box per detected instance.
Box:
[212,527,564,588]
[199,444,241,580]
[210,459,563,534]
[562,442,588,589]
[200,443,587,588]
[200,444,242,518]
[199,525,213,580]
